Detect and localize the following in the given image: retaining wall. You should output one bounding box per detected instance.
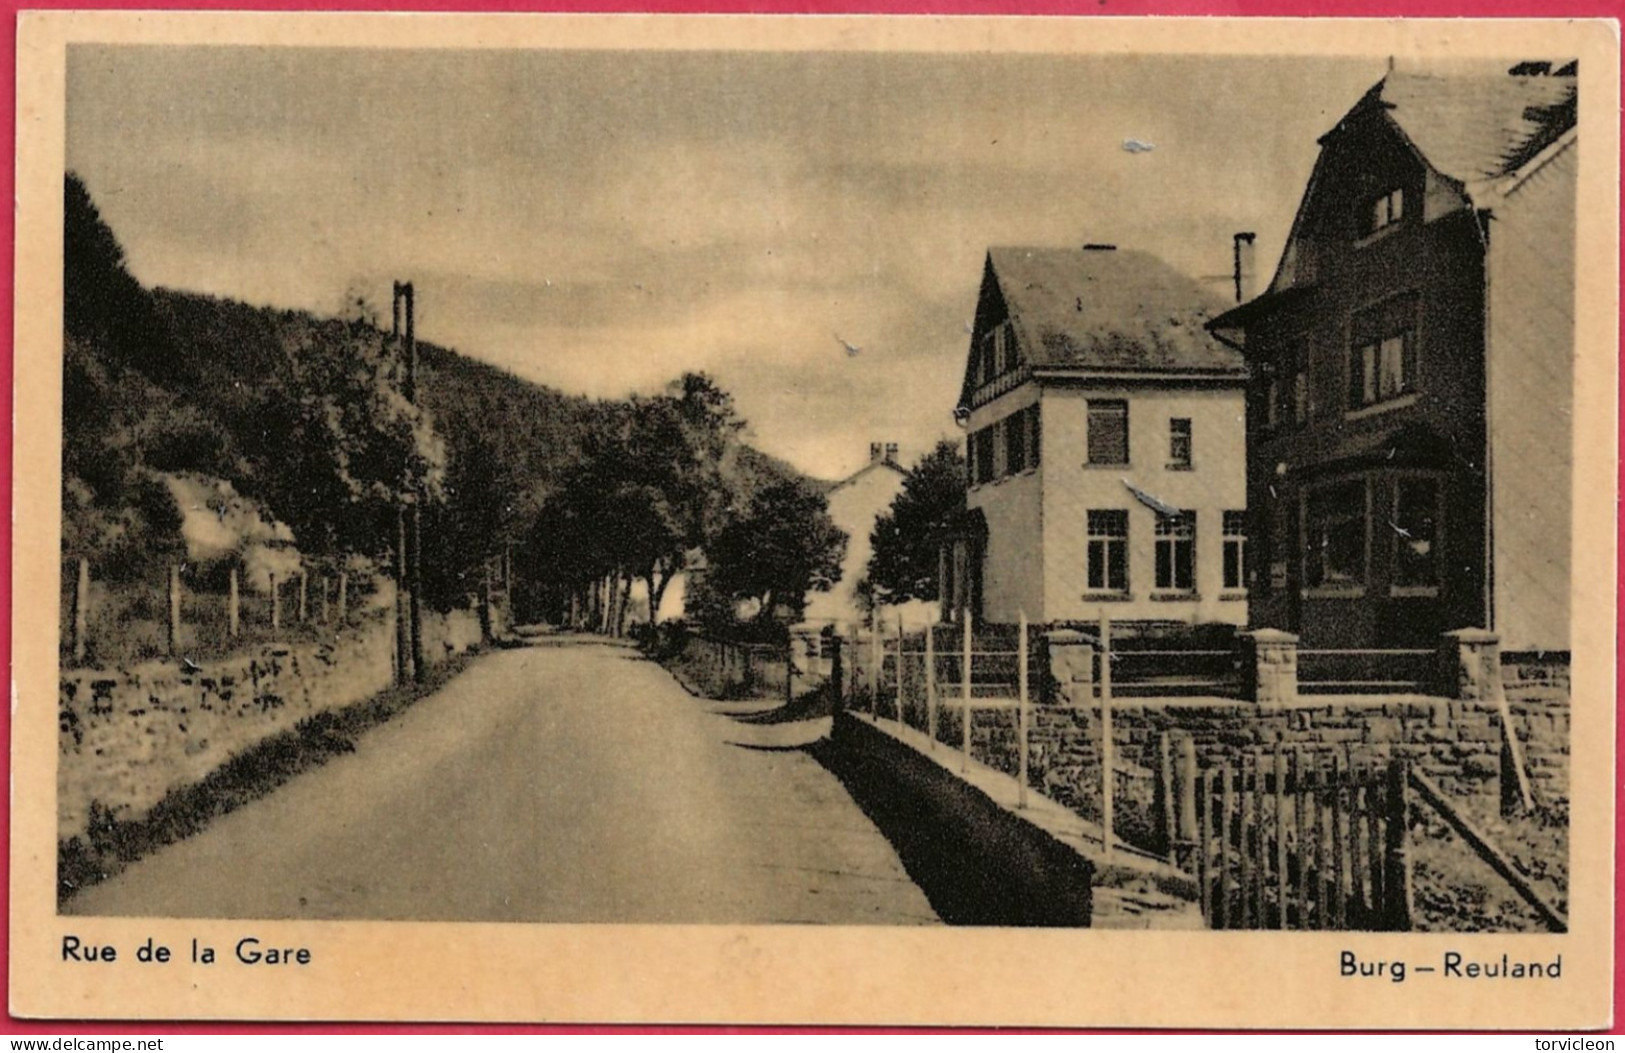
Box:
[58,608,482,841]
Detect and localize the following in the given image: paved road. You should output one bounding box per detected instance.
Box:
[66,638,939,925]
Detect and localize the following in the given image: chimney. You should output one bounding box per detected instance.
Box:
[885,442,899,464]
[1232,232,1257,304]
[870,442,884,464]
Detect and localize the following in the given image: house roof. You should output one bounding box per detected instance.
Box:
[1210,64,1577,335]
[1355,67,1577,189]
[822,458,906,496]
[985,246,1244,376]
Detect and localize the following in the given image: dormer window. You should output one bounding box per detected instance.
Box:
[1364,188,1405,238]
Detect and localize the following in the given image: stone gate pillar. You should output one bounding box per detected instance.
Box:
[1045,630,1095,707]
[1241,628,1299,706]
[1440,628,1502,701]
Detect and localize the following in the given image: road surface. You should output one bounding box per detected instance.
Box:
[66,638,939,925]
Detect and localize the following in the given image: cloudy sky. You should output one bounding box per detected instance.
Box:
[67,45,1388,480]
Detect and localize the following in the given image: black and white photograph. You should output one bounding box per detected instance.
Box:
[12,13,1617,1028]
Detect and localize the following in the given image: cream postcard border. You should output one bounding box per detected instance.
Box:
[10,13,1619,1028]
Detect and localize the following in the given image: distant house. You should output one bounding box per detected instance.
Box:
[1207,63,1577,652]
[944,245,1249,627]
[801,442,934,629]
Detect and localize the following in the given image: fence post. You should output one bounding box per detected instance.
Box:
[961,613,972,773]
[785,639,794,709]
[270,572,282,632]
[320,575,331,626]
[1295,749,1312,929]
[847,622,860,710]
[167,563,182,657]
[73,557,91,663]
[1099,612,1114,863]
[829,634,844,716]
[337,571,349,624]
[479,561,494,643]
[869,621,880,715]
[925,622,937,750]
[228,566,241,639]
[1155,731,1174,856]
[1330,750,1347,930]
[1275,748,1289,929]
[1197,768,1211,925]
[1384,757,1413,931]
[1018,609,1030,809]
[298,570,308,624]
[1177,736,1198,871]
[1217,764,1233,929]
[895,615,906,726]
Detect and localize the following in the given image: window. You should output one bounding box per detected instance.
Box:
[1349,294,1419,409]
[1264,378,1280,430]
[1168,418,1192,469]
[1155,511,1196,592]
[1305,481,1367,589]
[1087,510,1129,592]
[973,426,995,485]
[1365,188,1405,236]
[1293,371,1309,425]
[1393,479,1439,588]
[1028,403,1042,467]
[1002,323,1023,371]
[977,323,1021,386]
[1004,412,1027,475]
[1087,400,1129,465]
[1223,510,1248,591]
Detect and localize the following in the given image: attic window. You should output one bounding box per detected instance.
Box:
[1364,188,1405,238]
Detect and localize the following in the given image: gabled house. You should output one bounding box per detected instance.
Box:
[1207,63,1577,652]
[945,245,1249,627]
[801,442,934,629]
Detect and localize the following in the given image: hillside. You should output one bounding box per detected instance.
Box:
[62,172,811,627]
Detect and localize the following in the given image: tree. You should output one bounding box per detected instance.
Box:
[705,477,847,627]
[862,439,967,605]
[64,173,179,384]
[616,372,745,620]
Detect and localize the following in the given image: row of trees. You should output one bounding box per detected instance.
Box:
[522,374,847,639]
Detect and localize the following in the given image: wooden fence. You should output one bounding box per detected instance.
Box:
[688,634,800,705]
[1192,751,1413,931]
[62,556,509,668]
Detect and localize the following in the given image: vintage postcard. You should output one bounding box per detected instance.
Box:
[9,12,1618,1028]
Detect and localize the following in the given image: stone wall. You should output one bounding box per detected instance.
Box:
[960,692,1570,852]
[59,608,482,841]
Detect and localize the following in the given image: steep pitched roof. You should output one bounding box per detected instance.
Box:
[986,246,1244,375]
[1359,67,1577,188]
[1211,64,1577,331]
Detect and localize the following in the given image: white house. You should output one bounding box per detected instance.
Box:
[946,245,1250,628]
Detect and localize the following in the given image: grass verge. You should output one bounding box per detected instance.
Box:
[58,650,480,906]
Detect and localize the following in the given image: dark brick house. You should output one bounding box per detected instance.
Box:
[1207,63,1577,651]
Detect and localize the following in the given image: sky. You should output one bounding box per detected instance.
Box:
[66,45,1390,481]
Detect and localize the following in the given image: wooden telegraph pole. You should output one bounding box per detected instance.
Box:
[403,282,426,683]
[392,284,415,685]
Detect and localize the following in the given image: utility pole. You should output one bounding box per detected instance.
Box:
[396,281,426,683]
[392,283,416,685]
